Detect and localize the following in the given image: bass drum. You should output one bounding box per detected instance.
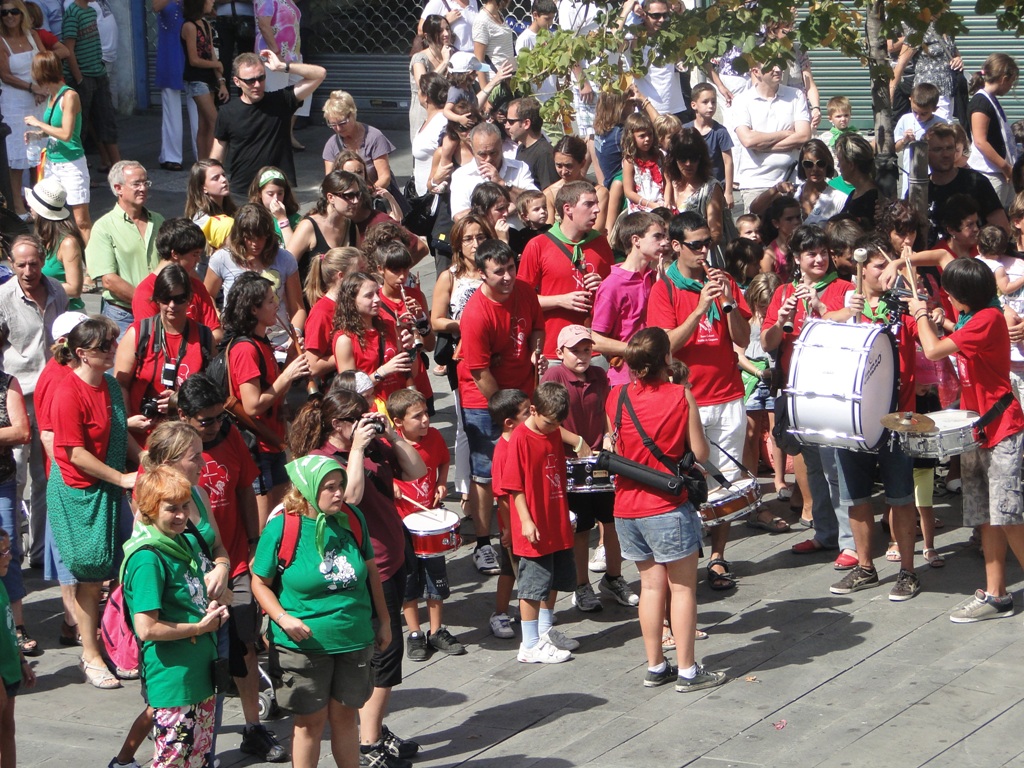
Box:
[786,320,897,452]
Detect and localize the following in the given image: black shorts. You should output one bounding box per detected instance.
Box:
[567,491,615,533]
[517,549,576,601]
[403,556,450,602]
[370,570,405,689]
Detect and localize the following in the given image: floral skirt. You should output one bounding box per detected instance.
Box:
[153,696,216,768]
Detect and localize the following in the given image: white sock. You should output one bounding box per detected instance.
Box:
[679,663,698,679]
[648,661,667,674]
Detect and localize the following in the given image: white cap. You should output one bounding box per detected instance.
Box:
[51,311,89,340]
[449,51,490,73]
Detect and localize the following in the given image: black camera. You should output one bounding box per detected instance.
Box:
[415,317,430,336]
[140,398,161,419]
[361,417,385,435]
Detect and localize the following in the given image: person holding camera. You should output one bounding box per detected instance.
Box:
[604,327,725,693]
[288,384,427,768]
[114,264,215,434]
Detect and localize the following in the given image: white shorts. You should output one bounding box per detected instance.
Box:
[698,396,747,487]
[44,156,90,206]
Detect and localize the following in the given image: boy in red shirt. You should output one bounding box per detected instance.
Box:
[487,389,531,639]
[911,258,1024,621]
[386,389,464,661]
[502,382,577,664]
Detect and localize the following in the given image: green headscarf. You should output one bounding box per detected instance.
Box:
[119,516,199,584]
[666,260,721,323]
[286,456,350,558]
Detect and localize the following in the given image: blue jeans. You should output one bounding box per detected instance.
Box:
[462,407,500,483]
[100,300,133,340]
[801,445,847,550]
[0,479,24,602]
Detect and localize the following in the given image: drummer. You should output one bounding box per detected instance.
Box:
[911,258,1024,623]
[824,236,922,601]
[762,225,854,564]
[542,325,639,613]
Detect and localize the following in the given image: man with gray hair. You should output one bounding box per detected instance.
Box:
[450,121,538,222]
[85,161,165,336]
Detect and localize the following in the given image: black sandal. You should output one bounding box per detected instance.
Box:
[16,625,41,656]
[707,558,737,591]
[59,620,81,647]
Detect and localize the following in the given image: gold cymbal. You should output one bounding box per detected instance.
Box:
[881,411,936,433]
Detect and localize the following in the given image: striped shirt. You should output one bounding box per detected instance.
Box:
[62,2,104,78]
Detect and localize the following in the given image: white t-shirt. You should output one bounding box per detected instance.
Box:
[557,0,600,33]
[980,254,1024,363]
[733,84,810,189]
[515,28,556,102]
[449,157,537,225]
[421,0,479,52]
[894,111,946,196]
[412,111,448,196]
[472,11,516,72]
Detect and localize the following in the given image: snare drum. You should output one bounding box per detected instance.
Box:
[403,508,462,558]
[900,410,981,460]
[699,478,762,527]
[786,320,897,452]
[566,457,614,493]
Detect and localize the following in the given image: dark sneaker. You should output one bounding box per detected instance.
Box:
[406,631,430,662]
[428,626,467,655]
[600,574,640,606]
[950,589,1015,623]
[889,569,921,602]
[829,565,879,595]
[675,664,727,693]
[644,663,678,688]
[359,742,412,768]
[381,725,420,759]
[240,724,288,763]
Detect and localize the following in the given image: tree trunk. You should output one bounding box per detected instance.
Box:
[866,0,897,199]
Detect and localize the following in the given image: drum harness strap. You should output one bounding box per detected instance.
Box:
[973,392,1014,442]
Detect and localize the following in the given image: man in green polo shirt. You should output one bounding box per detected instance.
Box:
[85,161,165,336]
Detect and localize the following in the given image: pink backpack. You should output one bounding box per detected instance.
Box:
[101,584,139,672]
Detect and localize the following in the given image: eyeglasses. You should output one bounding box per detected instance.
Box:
[505,117,523,125]
[160,293,190,306]
[124,180,152,190]
[682,238,712,251]
[0,8,23,16]
[340,190,362,202]
[237,74,267,86]
[801,159,828,169]
[327,118,351,129]
[0,547,10,558]
[647,11,668,20]
[194,412,227,428]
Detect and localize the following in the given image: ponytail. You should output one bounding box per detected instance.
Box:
[303,246,365,306]
[287,397,328,458]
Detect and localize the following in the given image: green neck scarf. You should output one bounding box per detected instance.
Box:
[119,521,199,584]
[286,456,351,558]
[863,297,891,323]
[793,271,839,293]
[954,297,1002,331]
[548,221,601,271]
[666,260,721,323]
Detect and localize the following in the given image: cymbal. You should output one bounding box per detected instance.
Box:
[881,411,936,433]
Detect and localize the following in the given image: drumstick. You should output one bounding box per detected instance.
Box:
[278,311,319,396]
[402,495,448,522]
[903,252,920,301]
[853,248,869,324]
[534,336,543,387]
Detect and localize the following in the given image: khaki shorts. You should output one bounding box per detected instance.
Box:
[272,644,374,715]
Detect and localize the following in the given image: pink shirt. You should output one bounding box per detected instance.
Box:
[591,265,656,386]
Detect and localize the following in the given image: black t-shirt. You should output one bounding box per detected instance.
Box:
[516,135,558,190]
[214,87,301,195]
[927,167,1003,246]
[968,91,1007,158]
[841,188,880,230]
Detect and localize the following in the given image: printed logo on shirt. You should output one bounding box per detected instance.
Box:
[201,460,229,509]
[544,451,565,501]
[260,268,283,295]
[511,316,528,359]
[695,314,721,345]
[185,571,207,609]
[956,356,973,390]
[320,550,358,591]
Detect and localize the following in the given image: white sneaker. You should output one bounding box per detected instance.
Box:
[572,583,603,612]
[472,544,501,575]
[588,545,607,573]
[489,611,515,639]
[517,639,572,663]
[541,628,580,651]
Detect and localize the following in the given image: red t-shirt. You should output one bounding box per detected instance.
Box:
[457,280,545,409]
[763,279,854,375]
[394,427,450,517]
[542,364,609,455]
[127,318,210,415]
[645,275,752,406]
[378,286,433,398]
[53,374,114,489]
[518,232,614,357]
[305,295,336,357]
[606,380,691,517]
[199,423,260,578]
[35,358,72,477]
[332,324,405,400]
[502,423,574,558]
[491,435,511,532]
[228,336,283,454]
[309,441,407,581]
[950,307,1024,448]
[132,273,221,331]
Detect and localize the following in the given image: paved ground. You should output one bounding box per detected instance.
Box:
[13,111,1024,768]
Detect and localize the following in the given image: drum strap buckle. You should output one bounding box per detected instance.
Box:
[973,392,1014,443]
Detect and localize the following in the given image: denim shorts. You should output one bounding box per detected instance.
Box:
[252,451,289,496]
[186,80,212,97]
[616,503,703,564]
[403,555,450,602]
[462,407,500,483]
[836,437,915,507]
[517,548,576,601]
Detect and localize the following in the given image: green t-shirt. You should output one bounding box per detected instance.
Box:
[252,510,375,655]
[61,2,105,79]
[122,543,217,708]
[0,582,21,687]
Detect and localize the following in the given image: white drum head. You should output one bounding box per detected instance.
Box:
[403,509,460,534]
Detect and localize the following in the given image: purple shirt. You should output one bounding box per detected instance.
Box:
[542,364,609,453]
[591,265,656,386]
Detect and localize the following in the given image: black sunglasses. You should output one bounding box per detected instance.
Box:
[0,8,23,16]
[160,292,190,306]
[682,238,712,251]
[195,412,227,428]
[237,74,266,86]
[801,159,828,169]
[340,190,362,202]
[88,339,116,353]
[505,117,523,125]
[647,11,668,20]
